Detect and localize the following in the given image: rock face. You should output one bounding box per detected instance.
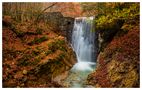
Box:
[39,12,74,42]
[96,19,124,52]
[25,36,77,87]
[91,17,124,63]
[87,29,139,87]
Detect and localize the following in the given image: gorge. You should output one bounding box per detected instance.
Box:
[62,17,97,87]
[2,2,140,88]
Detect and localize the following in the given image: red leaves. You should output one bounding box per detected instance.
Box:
[14,72,24,79]
[104,29,139,62]
[55,3,82,17]
[90,29,139,87]
[91,65,112,87]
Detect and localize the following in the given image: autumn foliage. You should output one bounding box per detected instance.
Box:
[88,28,139,87]
[105,29,139,62]
[2,13,76,87]
[52,2,82,17]
[2,2,140,88]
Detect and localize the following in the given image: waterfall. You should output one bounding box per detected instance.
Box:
[62,17,97,87]
[71,17,96,72]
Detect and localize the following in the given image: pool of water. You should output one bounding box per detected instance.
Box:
[62,62,96,88]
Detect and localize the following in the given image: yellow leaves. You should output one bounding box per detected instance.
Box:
[121,23,134,31]
[107,59,139,87]
[121,69,138,87]
[96,16,107,26]
[23,70,28,75]
[95,3,139,32]
[96,15,115,30]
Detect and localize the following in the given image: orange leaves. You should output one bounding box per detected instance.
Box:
[104,29,139,62]
[54,2,82,17]
[14,71,24,79]
[89,64,112,87]
[89,29,139,87]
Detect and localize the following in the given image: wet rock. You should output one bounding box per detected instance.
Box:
[28,40,77,86]
[52,71,69,84]
[39,12,74,42]
[96,18,124,52]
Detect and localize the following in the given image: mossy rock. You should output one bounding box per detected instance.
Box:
[95,17,124,52]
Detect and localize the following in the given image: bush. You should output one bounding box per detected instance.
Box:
[95,3,139,31]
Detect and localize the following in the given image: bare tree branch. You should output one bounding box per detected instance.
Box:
[35,3,57,22]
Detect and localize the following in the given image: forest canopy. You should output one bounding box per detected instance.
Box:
[3,2,139,30]
[2,2,82,22]
[80,2,139,30]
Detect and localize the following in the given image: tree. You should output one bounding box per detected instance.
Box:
[3,2,43,22]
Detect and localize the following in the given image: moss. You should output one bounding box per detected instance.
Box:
[17,54,33,66]
[35,46,45,53]
[10,24,25,37]
[45,50,53,56]
[18,58,29,66]
[36,27,43,35]
[32,49,40,56]
[15,30,25,37]
[48,43,57,52]
[48,39,66,53]
[30,58,41,66]
[59,46,67,52]
[28,36,48,45]
[56,53,65,61]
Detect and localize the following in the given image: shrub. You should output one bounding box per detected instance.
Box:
[95,3,139,32]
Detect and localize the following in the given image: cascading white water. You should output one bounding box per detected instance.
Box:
[63,17,96,88]
[71,17,96,72]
